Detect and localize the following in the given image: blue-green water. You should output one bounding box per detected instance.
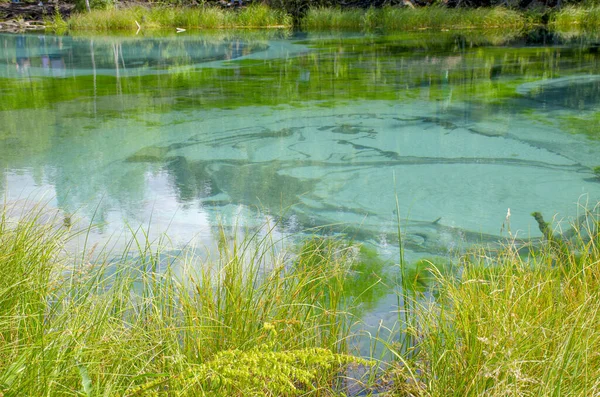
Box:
[1,30,600,261]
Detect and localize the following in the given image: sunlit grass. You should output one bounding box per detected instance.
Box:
[0,206,363,395]
[386,206,600,396]
[65,4,292,31]
[61,4,526,32]
[2,200,600,395]
[303,6,526,31]
[550,5,600,31]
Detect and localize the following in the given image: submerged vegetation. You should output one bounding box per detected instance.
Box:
[1,202,599,395]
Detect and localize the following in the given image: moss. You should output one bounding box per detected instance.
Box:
[125,146,170,163]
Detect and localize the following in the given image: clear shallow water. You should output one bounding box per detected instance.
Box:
[1,29,600,260]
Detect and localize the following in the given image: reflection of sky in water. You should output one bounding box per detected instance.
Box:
[0,33,303,78]
[1,31,600,261]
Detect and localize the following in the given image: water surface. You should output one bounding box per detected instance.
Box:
[1,29,600,260]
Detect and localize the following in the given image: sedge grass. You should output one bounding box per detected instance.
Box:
[2,200,600,395]
[386,209,600,396]
[62,4,525,32]
[65,4,292,31]
[0,209,365,395]
[302,6,526,31]
[550,5,600,31]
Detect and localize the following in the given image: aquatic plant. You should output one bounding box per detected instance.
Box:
[404,257,452,292]
[593,165,600,179]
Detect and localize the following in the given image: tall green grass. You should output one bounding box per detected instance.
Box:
[551,6,600,31]
[302,6,526,31]
[61,4,526,32]
[0,208,366,395]
[386,208,600,396]
[2,201,600,395]
[65,4,292,31]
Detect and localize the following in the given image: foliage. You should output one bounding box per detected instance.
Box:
[550,5,600,30]
[1,198,600,395]
[127,345,372,395]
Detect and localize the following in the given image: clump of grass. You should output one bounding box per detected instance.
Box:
[0,208,364,395]
[550,5,600,31]
[382,6,525,30]
[43,10,69,33]
[302,6,526,31]
[67,6,147,30]
[302,7,366,30]
[389,208,600,395]
[4,198,600,395]
[65,4,292,31]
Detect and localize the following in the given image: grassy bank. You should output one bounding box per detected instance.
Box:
[1,204,599,395]
[302,6,527,31]
[64,4,292,31]
[550,5,600,31]
[50,4,529,32]
[397,210,600,395]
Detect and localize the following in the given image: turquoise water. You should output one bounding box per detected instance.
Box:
[1,30,600,261]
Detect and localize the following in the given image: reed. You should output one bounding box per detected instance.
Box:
[2,200,600,395]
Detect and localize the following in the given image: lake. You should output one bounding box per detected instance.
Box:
[1,29,600,262]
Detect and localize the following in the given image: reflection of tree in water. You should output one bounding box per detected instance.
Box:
[0,33,270,77]
[163,156,315,212]
[10,35,66,76]
[165,157,222,204]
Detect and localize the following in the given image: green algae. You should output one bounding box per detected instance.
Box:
[559,112,600,140]
[2,29,600,161]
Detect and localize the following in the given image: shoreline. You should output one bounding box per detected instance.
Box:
[1,3,593,33]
